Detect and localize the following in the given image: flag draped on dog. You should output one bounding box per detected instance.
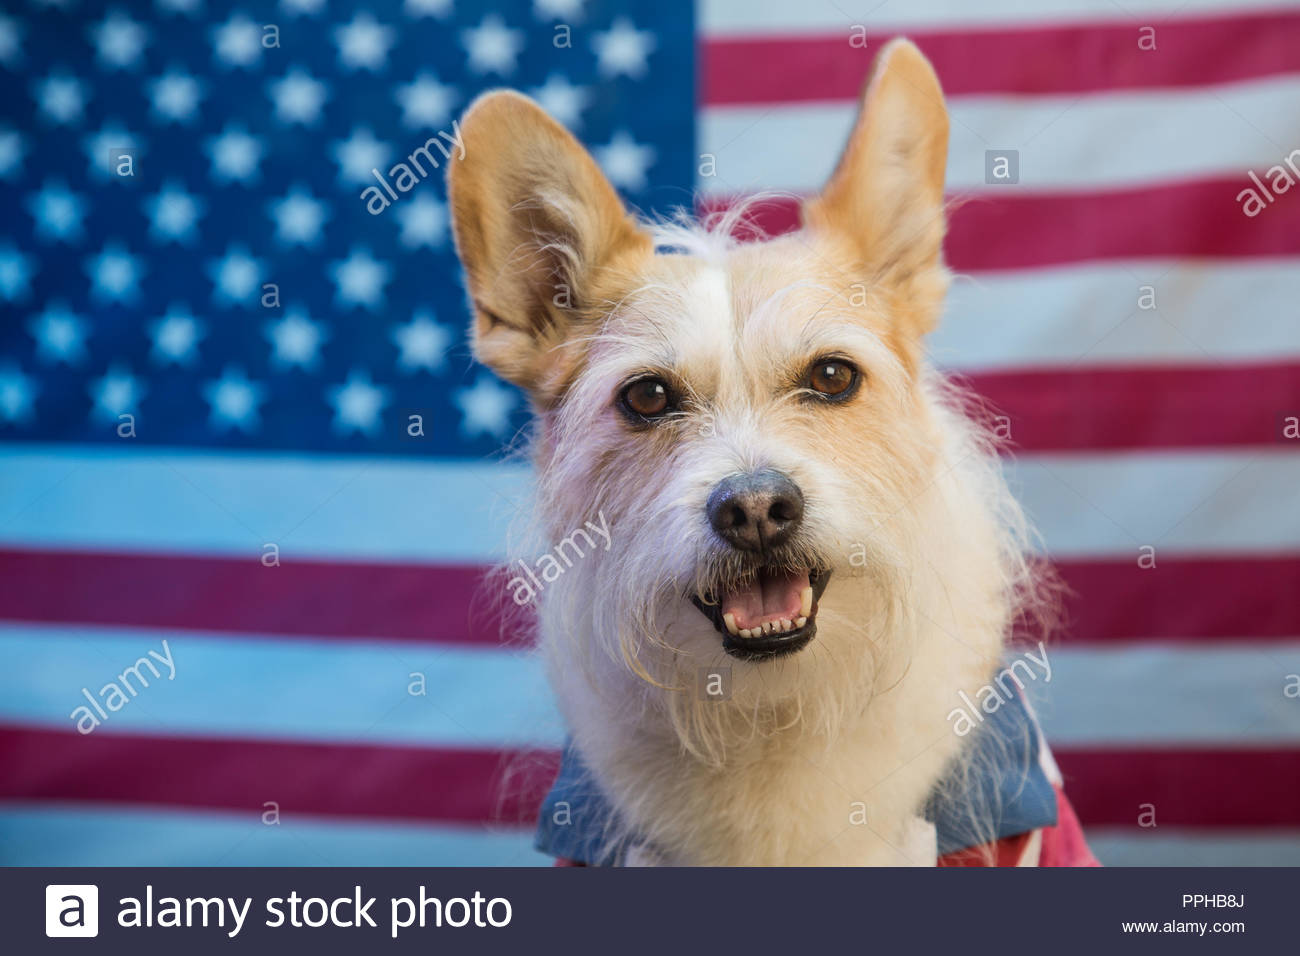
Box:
[538,692,1099,867]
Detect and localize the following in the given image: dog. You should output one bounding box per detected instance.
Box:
[448,39,1090,866]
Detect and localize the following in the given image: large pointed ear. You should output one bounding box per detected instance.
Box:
[447,91,652,395]
[803,39,949,285]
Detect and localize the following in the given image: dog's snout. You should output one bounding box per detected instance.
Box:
[707,469,805,552]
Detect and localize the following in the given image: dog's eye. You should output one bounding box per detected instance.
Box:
[620,377,673,419]
[807,359,859,399]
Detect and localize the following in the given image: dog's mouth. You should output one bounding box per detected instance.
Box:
[691,567,832,661]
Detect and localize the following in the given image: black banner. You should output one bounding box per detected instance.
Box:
[3,867,1288,954]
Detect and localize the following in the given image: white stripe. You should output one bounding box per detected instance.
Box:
[0,624,563,748]
[936,259,1300,371]
[699,76,1300,194]
[1032,642,1300,744]
[0,804,546,866]
[3,446,1297,558]
[1087,829,1300,866]
[0,444,529,561]
[1007,452,1300,557]
[6,810,1295,867]
[3,628,1297,750]
[701,0,1299,35]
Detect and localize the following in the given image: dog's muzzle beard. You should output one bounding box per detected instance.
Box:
[691,564,833,661]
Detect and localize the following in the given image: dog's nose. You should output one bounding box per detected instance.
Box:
[707,469,805,552]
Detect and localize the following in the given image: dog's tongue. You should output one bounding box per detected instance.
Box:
[721,568,810,631]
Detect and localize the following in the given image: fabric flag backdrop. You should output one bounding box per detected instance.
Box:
[1,0,1298,866]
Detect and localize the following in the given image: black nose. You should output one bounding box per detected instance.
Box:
[706,469,805,553]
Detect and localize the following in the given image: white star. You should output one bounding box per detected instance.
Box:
[29,302,88,365]
[156,0,202,14]
[392,310,452,373]
[269,185,329,247]
[89,366,145,423]
[327,370,389,436]
[91,10,149,70]
[405,0,452,17]
[0,15,22,67]
[335,13,393,71]
[455,374,517,439]
[207,245,263,306]
[212,14,263,68]
[85,242,144,305]
[0,363,37,426]
[395,193,447,249]
[266,307,328,369]
[596,131,656,191]
[28,180,86,243]
[530,74,589,129]
[269,68,328,125]
[150,304,204,366]
[332,127,390,185]
[84,123,141,179]
[206,124,262,184]
[34,72,85,125]
[145,181,205,243]
[462,15,524,76]
[203,366,267,432]
[534,0,585,20]
[150,69,203,123]
[592,18,654,79]
[0,129,23,180]
[281,0,326,17]
[0,244,32,302]
[396,73,457,129]
[330,247,390,310]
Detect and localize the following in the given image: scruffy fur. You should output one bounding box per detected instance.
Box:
[449,40,1045,865]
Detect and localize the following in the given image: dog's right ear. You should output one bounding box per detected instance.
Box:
[447,91,652,395]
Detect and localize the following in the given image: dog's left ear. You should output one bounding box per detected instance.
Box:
[804,39,950,331]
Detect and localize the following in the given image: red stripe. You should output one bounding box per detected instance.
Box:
[0,549,515,645]
[703,11,1300,104]
[1054,556,1300,644]
[698,178,1300,271]
[0,724,556,826]
[3,725,1296,830]
[0,549,1296,644]
[1055,747,1300,827]
[965,362,1300,452]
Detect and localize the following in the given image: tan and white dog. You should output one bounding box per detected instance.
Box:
[448,40,1050,866]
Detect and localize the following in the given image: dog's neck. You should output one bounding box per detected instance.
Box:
[542,489,1010,865]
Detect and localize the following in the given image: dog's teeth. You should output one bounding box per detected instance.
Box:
[799,587,813,618]
[739,628,751,639]
[780,618,792,631]
[795,616,807,628]
[723,612,739,636]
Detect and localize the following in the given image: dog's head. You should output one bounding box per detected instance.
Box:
[449,41,964,679]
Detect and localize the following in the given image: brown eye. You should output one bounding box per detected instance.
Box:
[620,377,673,420]
[807,359,859,400]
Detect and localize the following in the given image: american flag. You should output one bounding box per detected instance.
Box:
[1,0,1298,866]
